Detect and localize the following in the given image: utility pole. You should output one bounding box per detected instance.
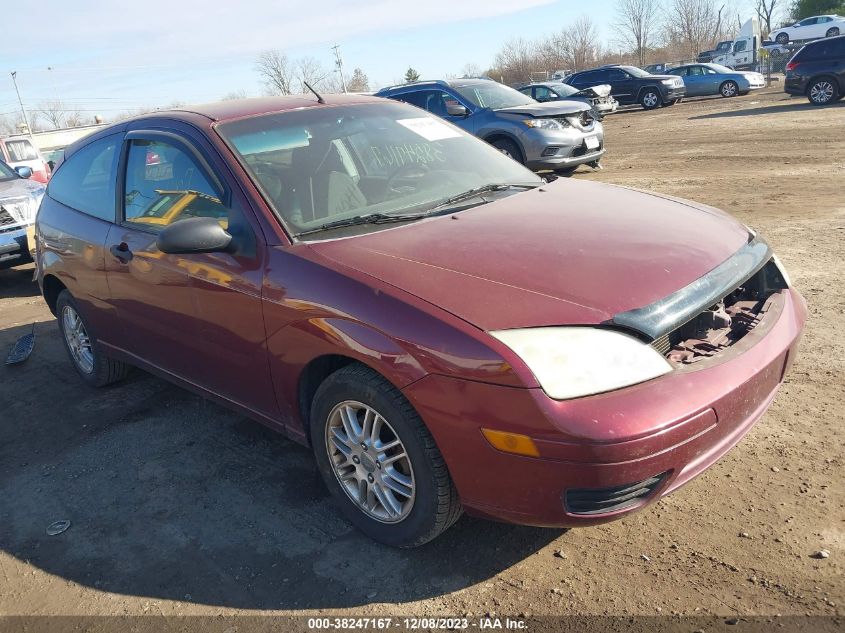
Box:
[331,44,347,93]
[10,71,34,137]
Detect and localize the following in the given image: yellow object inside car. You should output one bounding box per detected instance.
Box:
[127,189,228,229]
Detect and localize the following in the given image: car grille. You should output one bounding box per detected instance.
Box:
[565,472,668,515]
[0,206,20,233]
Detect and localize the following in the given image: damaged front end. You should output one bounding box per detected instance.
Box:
[613,236,791,365]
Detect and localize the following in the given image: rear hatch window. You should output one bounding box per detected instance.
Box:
[5,139,38,162]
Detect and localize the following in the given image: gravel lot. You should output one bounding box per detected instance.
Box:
[0,86,842,626]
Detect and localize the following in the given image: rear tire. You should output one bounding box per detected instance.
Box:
[490,138,524,164]
[310,364,462,548]
[775,32,789,45]
[640,89,661,110]
[807,77,839,105]
[826,27,840,38]
[56,290,131,387]
[720,80,739,98]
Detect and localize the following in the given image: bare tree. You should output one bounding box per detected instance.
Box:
[664,0,726,60]
[755,0,778,35]
[222,89,248,100]
[38,100,67,129]
[256,50,296,95]
[461,63,483,78]
[492,38,536,84]
[615,0,661,66]
[64,110,84,128]
[346,68,370,92]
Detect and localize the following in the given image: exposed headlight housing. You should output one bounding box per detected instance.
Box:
[489,327,672,400]
[772,254,792,287]
[522,118,568,130]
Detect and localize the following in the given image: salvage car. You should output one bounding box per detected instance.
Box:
[516,81,619,119]
[784,34,845,104]
[0,159,45,270]
[375,78,605,173]
[666,63,765,97]
[565,65,686,109]
[36,95,806,547]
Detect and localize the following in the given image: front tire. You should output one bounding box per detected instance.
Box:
[807,77,839,105]
[775,32,789,45]
[720,80,739,98]
[490,138,524,164]
[310,364,462,548]
[640,88,661,110]
[56,290,131,387]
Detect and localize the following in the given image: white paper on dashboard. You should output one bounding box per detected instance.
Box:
[396,118,462,141]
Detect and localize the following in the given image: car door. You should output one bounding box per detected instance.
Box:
[606,69,636,103]
[684,66,707,95]
[104,126,278,418]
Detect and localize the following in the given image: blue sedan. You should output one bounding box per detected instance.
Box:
[667,63,765,97]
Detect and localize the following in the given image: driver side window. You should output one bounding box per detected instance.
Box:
[123,139,227,233]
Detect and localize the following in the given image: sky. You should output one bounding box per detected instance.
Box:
[1,0,755,126]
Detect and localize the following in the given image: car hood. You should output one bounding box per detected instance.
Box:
[493,100,590,117]
[573,84,612,99]
[0,177,44,201]
[308,179,751,332]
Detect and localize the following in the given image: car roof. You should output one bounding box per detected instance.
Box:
[155,93,387,123]
[378,78,494,93]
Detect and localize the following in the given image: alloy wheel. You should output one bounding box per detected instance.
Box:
[810,81,835,104]
[826,28,839,38]
[642,91,659,108]
[721,81,738,97]
[325,400,416,523]
[62,305,94,374]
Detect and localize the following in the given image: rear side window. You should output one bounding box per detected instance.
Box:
[801,38,845,59]
[47,133,121,221]
[5,139,38,161]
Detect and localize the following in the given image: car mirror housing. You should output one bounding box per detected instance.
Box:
[156,216,233,255]
[14,166,33,179]
[446,102,469,117]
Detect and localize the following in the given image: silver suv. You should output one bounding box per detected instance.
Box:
[376,78,605,173]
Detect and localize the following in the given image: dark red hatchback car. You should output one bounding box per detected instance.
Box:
[35,94,806,547]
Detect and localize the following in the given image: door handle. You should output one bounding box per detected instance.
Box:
[109,242,133,263]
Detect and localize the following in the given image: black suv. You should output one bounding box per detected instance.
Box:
[785,35,845,105]
[565,65,686,110]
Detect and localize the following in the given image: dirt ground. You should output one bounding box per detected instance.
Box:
[0,85,843,627]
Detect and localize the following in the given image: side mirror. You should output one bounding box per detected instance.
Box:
[446,102,469,117]
[14,166,33,179]
[156,216,232,255]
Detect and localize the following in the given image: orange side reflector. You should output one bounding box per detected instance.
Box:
[481,428,540,458]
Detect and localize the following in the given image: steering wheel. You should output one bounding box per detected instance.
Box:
[387,162,431,195]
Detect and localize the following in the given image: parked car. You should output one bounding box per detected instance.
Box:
[666,63,765,97]
[770,14,845,45]
[0,159,46,270]
[784,34,845,104]
[36,95,806,547]
[565,65,686,110]
[516,81,619,119]
[0,136,52,184]
[698,40,734,62]
[375,79,605,173]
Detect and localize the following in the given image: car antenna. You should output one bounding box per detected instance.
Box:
[303,81,326,104]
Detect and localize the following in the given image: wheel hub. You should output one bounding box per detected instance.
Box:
[325,401,416,524]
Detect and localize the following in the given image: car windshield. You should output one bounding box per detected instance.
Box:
[624,66,651,77]
[707,64,734,73]
[0,161,17,180]
[216,102,540,239]
[452,82,536,109]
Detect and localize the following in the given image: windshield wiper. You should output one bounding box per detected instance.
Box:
[295,212,425,237]
[426,183,538,213]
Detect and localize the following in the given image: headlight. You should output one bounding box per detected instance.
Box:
[522,118,567,130]
[772,254,792,287]
[489,327,672,400]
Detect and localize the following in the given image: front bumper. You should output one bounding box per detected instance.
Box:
[0,227,31,270]
[402,287,806,527]
[663,86,686,101]
[522,124,606,171]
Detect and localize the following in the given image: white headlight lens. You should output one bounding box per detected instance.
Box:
[489,327,672,400]
[523,118,564,130]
